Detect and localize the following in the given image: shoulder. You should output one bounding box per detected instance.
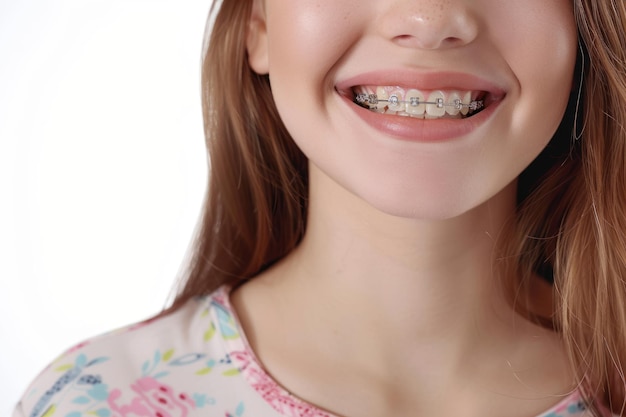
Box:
[13,287,275,417]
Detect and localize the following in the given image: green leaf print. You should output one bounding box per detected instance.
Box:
[195,367,212,375]
[41,405,56,417]
[204,322,216,342]
[163,349,175,362]
[222,368,240,376]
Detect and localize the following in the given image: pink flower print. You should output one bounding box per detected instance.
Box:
[108,377,195,417]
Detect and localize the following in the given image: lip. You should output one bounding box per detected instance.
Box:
[335,70,506,142]
[336,70,507,95]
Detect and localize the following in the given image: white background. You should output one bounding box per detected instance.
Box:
[0,1,212,414]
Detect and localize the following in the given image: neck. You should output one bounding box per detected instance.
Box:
[284,165,518,360]
[232,165,571,416]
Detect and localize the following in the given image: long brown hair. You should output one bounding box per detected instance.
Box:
[170,0,307,306]
[171,0,626,414]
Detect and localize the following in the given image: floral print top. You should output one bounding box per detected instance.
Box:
[13,286,599,417]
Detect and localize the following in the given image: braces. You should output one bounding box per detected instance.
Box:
[354,93,484,112]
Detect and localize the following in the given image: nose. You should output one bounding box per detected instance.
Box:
[376,0,479,50]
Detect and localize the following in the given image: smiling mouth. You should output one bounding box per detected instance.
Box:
[351,86,489,120]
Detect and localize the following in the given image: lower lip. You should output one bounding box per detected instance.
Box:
[341,94,502,142]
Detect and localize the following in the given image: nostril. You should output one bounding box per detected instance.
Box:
[395,35,414,42]
[392,34,467,50]
[378,2,479,51]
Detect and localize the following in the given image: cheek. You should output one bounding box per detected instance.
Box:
[266,2,369,137]
[492,2,577,94]
[490,2,577,145]
[265,1,366,82]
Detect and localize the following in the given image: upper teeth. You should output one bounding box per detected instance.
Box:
[353,86,484,119]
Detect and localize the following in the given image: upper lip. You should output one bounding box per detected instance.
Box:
[335,69,507,98]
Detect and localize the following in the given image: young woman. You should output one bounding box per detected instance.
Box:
[14,1,626,416]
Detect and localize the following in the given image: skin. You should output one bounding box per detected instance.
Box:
[234,1,579,416]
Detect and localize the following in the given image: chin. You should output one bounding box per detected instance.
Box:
[357,188,484,222]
